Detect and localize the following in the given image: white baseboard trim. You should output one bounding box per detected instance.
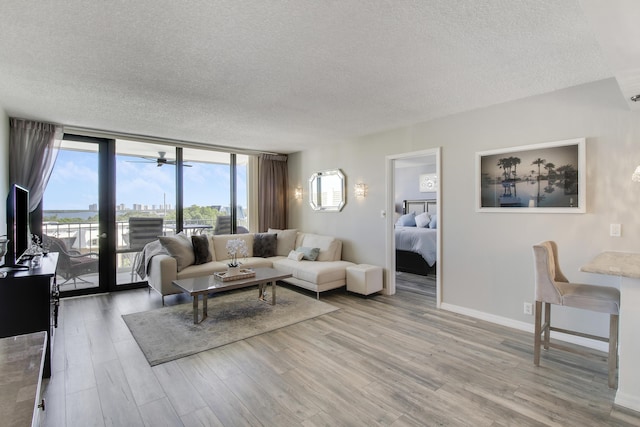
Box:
[615,391,640,413]
[439,302,608,353]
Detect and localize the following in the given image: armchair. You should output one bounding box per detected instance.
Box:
[43,235,99,288]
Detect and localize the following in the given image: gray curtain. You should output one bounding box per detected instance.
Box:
[9,118,62,212]
[258,154,288,232]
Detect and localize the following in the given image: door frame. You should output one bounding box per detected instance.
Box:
[56,134,117,297]
[385,147,442,307]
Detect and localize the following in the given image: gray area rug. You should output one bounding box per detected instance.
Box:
[122,287,339,366]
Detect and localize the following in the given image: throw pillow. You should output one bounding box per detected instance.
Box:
[415,212,431,228]
[429,214,437,229]
[253,233,277,257]
[158,233,195,272]
[268,228,298,256]
[396,212,416,227]
[296,246,320,261]
[287,250,303,261]
[191,235,211,265]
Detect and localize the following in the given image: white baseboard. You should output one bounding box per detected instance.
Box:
[615,391,640,413]
[439,302,608,353]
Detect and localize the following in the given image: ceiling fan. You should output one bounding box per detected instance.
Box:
[128,151,191,167]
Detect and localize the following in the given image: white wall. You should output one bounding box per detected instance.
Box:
[0,107,8,235]
[288,78,640,338]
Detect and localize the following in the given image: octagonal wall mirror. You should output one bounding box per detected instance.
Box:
[309,169,345,212]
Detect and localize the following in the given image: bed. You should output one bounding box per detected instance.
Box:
[395,199,437,276]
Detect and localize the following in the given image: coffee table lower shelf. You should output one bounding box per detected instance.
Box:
[171,267,293,324]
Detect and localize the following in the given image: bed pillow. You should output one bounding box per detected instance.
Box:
[415,212,431,228]
[396,212,416,227]
[159,232,195,272]
[296,246,320,261]
[253,233,277,257]
[429,214,438,229]
[191,235,212,265]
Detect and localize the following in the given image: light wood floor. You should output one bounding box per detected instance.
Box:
[40,273,640,426]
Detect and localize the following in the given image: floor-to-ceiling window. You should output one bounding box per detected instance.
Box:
[43,135,254,293]
[115,139,177,286]
[182,148,250,234]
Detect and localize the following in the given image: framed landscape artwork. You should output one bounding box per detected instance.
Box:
[476,138,585,213]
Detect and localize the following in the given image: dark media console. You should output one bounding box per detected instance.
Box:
[0,253,59,378]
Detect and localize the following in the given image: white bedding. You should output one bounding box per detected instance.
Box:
[395,226,437,267]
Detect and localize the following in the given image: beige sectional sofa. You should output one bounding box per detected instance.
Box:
[144,229,355,302]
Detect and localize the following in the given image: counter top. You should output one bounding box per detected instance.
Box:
[580,251,640,279]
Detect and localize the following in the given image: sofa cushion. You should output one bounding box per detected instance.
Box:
[272,258,351,285]
[234,257,273,269]
[253,233,277,257]
[212,234,254,262]
[268,228,298,256]
[207,236,217,261]
[159,233,194,272]
[295,233,340,261]
[177,260,227,278]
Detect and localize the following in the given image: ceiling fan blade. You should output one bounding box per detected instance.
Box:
[126,154,190,167]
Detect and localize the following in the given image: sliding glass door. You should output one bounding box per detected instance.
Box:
[42,137,109,295]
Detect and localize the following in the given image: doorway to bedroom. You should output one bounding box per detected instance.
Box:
[386,148,441,306]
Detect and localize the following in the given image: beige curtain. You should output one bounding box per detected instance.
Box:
[9,118,62,212]
[258,153,288,232]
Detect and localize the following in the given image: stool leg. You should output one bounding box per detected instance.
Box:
[543,302,551,350]
[534,301,542,366]
[608,314,619,388]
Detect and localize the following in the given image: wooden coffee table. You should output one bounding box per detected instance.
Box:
[171,267,292,324]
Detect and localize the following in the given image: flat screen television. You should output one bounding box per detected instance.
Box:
[6,184,30,266]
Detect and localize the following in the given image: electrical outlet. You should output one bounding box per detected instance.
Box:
[523,302,533,315]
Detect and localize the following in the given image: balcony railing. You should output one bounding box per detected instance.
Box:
[42,219,222,253]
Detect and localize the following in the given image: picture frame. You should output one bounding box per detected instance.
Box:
[476,138,585,213]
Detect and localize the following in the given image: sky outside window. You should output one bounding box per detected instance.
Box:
[44,146,247,211]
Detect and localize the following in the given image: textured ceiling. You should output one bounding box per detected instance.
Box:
[0,1,630,154]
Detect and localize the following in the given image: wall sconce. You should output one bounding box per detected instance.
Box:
[632,166,640,182]
[354,183,368,198]
[294,186,303,199]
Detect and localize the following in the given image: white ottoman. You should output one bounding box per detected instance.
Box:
[346,264,383,295]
